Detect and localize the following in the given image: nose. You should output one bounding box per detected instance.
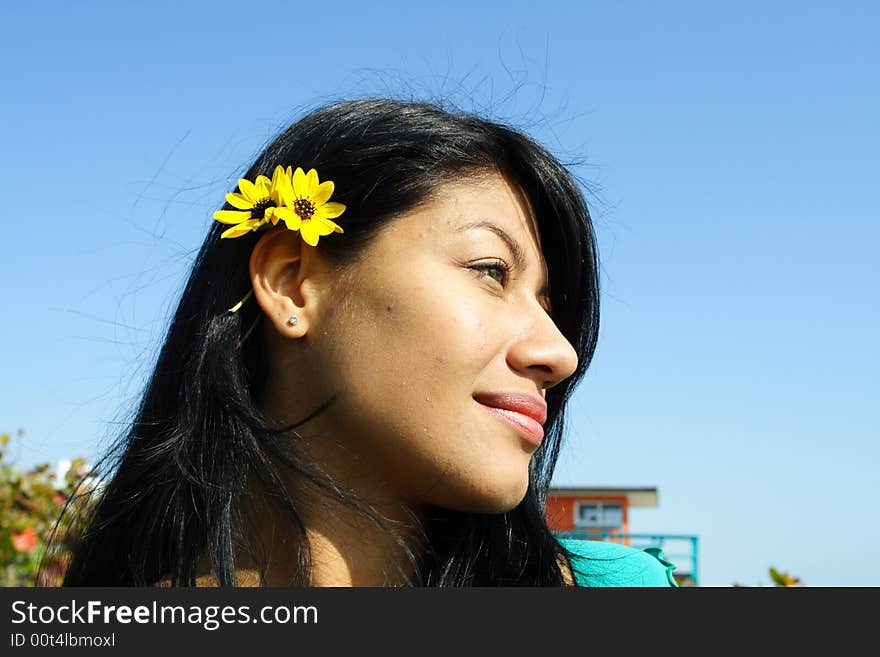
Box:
[506,304,579,392]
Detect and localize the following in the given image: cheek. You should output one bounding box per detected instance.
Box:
[402,303,494,400]
[318,285,530,511]
[362,278,493,369]
[327,287,496,434]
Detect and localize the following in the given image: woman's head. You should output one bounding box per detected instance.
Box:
[253,170,579,514]
[60,98,600,586]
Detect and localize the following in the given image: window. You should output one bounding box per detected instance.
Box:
[574,502,623,529]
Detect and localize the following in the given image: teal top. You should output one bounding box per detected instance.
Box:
[558,538,679,587]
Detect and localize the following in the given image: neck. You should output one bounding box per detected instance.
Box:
[301,496,423,586]
[230,479,425,587]
[250,374,426,586]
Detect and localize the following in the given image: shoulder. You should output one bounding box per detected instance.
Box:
[557,538,679,587]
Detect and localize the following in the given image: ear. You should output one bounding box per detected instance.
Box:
[249,228,317,338]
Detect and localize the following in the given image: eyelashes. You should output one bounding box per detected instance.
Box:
[467,259,553,315]
[468,259,511,287]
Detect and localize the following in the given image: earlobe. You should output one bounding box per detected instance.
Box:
[249,229,311,337]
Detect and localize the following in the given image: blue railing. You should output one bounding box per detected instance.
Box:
[555,531,700,586]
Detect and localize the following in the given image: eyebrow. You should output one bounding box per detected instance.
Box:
[461,220,552,309]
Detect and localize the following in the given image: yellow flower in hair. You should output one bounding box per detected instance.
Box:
[277,166,346,247]
[213,166,288,239]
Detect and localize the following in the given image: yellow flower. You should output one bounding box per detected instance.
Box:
[213,166,288,239]
[277,166,346,247]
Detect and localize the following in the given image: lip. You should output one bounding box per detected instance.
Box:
[473,391,547,446]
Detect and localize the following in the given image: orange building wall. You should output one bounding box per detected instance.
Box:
[545,494,630,542]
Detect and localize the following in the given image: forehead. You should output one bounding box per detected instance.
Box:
[388,172,546,268]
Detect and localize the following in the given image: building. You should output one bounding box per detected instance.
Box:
[546,486,699,586]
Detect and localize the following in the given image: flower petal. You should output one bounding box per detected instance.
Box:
[278,180,296,207]
[313,201,346,220]
[313,180,335,205]
[292,167,308,198]
[300,221,320,246]
[238,178,258,203]
[214,210,252,224]
[272,167,288,201]
[255,175,271,198]
[305,169,319,197]
[276,170,294,205]
[221,222,258,239]
[274,206,301,231]
[271,165,285,190]
[313,218,340,236]
[225,192,253,210]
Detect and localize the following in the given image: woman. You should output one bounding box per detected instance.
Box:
[59,99,676,587]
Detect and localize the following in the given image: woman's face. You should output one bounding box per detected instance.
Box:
[277,172,579,514]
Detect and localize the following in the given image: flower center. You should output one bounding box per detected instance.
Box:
[294,198,316,221]
[251,198,273,219]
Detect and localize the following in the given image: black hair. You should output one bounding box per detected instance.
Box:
[57,98,600,586]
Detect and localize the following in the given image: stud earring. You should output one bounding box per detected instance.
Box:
[287,316,298,326]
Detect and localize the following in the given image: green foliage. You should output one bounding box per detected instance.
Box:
[769,566,802,587]
[0,430,98,586]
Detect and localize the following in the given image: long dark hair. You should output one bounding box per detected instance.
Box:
[57,98,600,586]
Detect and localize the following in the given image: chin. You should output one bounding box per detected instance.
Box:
[433,475,531,515]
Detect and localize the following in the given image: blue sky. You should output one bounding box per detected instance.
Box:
[1,1,877,586]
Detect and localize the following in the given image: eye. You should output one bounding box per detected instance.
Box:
[469,259,511,287]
